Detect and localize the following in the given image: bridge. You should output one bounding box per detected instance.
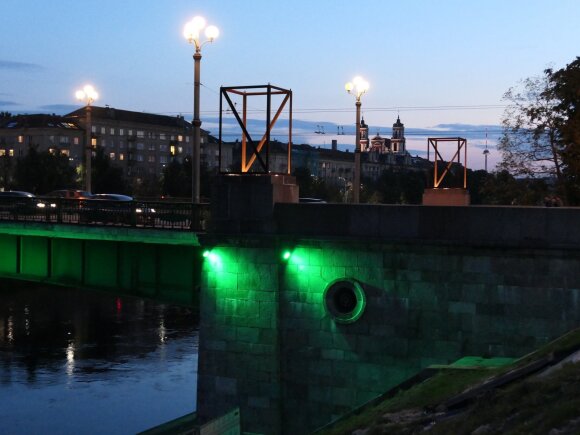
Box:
[0,195,206,306]
[2,187,580,434]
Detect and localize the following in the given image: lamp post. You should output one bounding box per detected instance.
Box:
[345,76,369,203]
[184,16,219,204]
[75,85,98,193]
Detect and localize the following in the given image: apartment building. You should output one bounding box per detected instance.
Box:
[0,114,84,160]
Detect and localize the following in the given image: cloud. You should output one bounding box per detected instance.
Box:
[0,100,18,107]
[0,60,43,72]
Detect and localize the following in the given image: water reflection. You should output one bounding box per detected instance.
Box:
[0,280,199,435]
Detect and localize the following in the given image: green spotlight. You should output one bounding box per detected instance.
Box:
[282,251,292,260]
[202,250,210,258]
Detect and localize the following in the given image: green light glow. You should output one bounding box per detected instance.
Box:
[203,250,223,270]
[282,251,291,260]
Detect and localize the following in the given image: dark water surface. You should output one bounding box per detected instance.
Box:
[0,280,199,435]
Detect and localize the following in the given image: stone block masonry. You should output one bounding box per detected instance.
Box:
[197,233,580,434]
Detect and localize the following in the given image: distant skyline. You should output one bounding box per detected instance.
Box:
[2,0,579,170]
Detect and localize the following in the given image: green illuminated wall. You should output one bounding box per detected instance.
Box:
[198,245,282,432]
[197,239,580,435]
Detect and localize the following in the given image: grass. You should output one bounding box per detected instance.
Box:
[318,328,580,435]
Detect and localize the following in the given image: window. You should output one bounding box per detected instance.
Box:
[119,153,125,161]
[119,141,125,149]
[148,144,156,151]
[137,143,144,150]
[91,138,97,147]
[0,150,5,156]
[160,144,167,151]
[101,127,106,134]
[160,156,167,163]
[160,133,166,140]
[110,128,115,135]
[137,154,144,162]
[101,139,107,147]
[109,152,116,160]
[178,146,183,154]
[148,155,155,163]
[9,149,14,156]
[61,149,70,156]
[92,126,97,133]
[17,135,24,143]
[186,136,190,143]
[170,145,176,156]
[128,129,133,136]
[178,135,183,142]
[74,137,80,145]
[120,128,124,135]
[137,131,144,138]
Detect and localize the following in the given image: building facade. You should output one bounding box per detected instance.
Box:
[0,107,236,191]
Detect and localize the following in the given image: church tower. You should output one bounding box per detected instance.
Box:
[359,117,369,151]
[391,115,406,154]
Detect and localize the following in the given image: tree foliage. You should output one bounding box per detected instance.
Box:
[549,57,580,203]
[498,73,563,181]
[367,169,427,204]
[92,146,126,194]
[14,146,77,194]
[162,158,212,200]
[499,57,580,204]
[293,166,343,202]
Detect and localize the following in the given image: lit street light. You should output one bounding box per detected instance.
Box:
[184,16,219,204]
[75,85,98,193]
[345,76,369,203]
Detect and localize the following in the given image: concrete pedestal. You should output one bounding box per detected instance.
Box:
[210,174,299,234]
[422,188,470,206]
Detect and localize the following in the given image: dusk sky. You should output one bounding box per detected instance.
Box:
[2,0,579,169]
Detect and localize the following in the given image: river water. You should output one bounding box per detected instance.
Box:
[0,280,199,435]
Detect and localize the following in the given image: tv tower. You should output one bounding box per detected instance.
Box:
[483,128,490,172]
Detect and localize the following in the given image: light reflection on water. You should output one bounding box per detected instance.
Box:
[0,280,199,435]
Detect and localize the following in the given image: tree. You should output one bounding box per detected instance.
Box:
[162,158,190,197]
[548,57,580,204]
[498,72,564,186]
[14,146,77,194]
[92,146,126,194]
[367,169,427,205]
[477,170,548,206]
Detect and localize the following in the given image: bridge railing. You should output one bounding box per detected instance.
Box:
[0,197,208,231]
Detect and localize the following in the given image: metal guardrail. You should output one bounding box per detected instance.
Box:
[0,197,209,231]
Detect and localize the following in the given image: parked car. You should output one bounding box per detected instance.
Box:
[0,191,44,213]
[299,197,327,203]
[80,194,156,225]
[46,189,94,199]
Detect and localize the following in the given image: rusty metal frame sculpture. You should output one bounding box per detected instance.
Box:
[219,84,292,174]
[427,137,467,188]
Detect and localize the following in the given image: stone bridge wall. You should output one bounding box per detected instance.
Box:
[197,205,580,434]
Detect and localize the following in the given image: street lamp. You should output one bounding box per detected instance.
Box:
[75,84,98,193]
[345,76,369,203]
[184,16,219,204]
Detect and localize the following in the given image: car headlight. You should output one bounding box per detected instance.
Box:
[136,208,143,213]
[150,208,156,213]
